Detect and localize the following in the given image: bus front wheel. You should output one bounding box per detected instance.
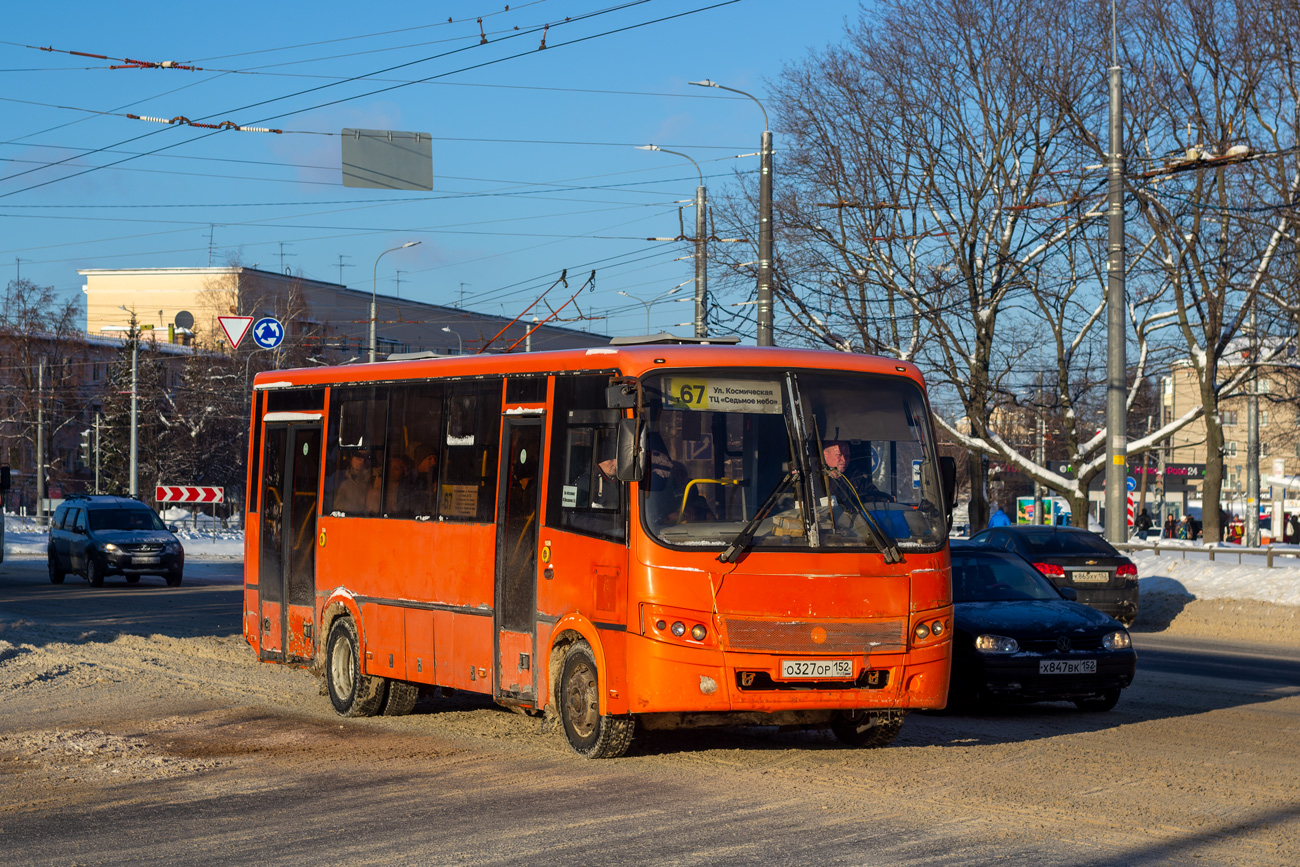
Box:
[558,641,634,759]
[326,617,387,718]
[830,710,904,747]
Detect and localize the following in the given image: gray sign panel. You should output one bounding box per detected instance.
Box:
[342,129,433,191]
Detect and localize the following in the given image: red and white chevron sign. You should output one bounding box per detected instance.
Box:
[155,485,224,503]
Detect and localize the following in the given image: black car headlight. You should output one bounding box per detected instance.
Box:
[164,541,182,554]
[101,542,121,553]
[1102,630,1131,650]
[974,634,1019,654]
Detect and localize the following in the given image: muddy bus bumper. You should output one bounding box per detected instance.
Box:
[622,631,951,718]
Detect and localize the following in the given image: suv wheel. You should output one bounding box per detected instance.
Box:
[86,555,105,588]
[47,548,65,584]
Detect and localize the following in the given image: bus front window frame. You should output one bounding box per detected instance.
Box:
[636,367,947,556]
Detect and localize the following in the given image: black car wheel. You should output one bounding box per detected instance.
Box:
[86,555,105,587]
[165,568,183,587]
[47,549,65,584]
[125,574,141,584]
[1074,689,1122,712]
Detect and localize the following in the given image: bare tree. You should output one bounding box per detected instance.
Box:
[720,0,1300,533]
[0,279,93,510]
[1090,0,1300,542]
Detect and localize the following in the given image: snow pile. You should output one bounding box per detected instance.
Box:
[1133,548,1300,607]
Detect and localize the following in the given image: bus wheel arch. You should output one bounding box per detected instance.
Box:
[554,637,634,759]
[324,614,387,718]
[546,619,606,716]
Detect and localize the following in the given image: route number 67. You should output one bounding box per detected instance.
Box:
[674,381,708,408]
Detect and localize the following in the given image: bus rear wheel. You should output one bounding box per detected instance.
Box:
[326,617,387,718]
[830,710,904,748]
[381,680,419,716]
[557,641,634,759]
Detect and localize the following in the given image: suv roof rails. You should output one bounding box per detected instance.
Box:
[66,492,91,501]
[607,333,742,346]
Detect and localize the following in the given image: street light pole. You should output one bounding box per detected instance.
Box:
[619,285,684,334]
[637,145,708,338]
[441,326,462,355]
[370,241,421,363]
[1103,63,1128,543]
[690,79,774,345]
[116,306,140,499]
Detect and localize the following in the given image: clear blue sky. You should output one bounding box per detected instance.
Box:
[1,0,860,340]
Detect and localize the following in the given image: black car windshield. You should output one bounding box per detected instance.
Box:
[89,507,166,532]
[639,369,946,552]
[952,552,1061,602]
[1017,530,1119,557]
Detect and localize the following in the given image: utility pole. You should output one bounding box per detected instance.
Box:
[1104,59,1129,544]
[94,412,101,495]
[125,309,139,499]
[337,254,352,286]
[756,127,774,346]
[694,183,708,338]
[459,283,469,308]
[1033,370,1044,526]
[35,358,44,524]
[1246,299,1260,546]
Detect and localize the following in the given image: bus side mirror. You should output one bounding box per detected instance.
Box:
[605,381,637,409]
[0,465,9,492]
[616,418,643,482]
[940,456,957,513]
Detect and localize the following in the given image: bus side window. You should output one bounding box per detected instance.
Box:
[439,380,502,523]
[382,383,443,520]
[324,387,388,517]
[548,375,624,541]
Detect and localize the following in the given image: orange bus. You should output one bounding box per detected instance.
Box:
[244,339,956,757]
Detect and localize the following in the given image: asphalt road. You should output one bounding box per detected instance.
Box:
[1,557,1298,866]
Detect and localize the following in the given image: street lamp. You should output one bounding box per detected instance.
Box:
[690,78,774,346]
[637,144,708,338]
[619,284,684,333]
[441,326,462,355]
[370,241,421,363]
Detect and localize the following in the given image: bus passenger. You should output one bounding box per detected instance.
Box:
[335,452,379,514]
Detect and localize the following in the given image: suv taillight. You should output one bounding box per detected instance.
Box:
[1116,563,1137,578]
[1033,562,1065,577]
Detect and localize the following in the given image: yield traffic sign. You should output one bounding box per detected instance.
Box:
[217,316,254,349]
[155,485,224,503]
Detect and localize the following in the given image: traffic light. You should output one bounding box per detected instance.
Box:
[79,429,92,465]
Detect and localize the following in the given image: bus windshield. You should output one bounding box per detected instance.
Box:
[641,370,947,553]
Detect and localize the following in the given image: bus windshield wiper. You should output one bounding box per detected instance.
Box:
[828,475,904,564]
[717,470,796,564]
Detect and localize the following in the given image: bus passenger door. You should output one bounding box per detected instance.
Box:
[258,421,322,664]
[495,418,543,703]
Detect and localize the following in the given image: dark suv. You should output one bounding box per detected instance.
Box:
[47,495,185,587]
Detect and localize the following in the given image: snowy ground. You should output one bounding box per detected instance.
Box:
[5,514,1300,607]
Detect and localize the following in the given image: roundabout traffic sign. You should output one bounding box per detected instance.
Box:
[252,317,284,349]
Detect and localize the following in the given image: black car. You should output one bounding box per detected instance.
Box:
[966,525,1138,624]
[948,545,1136,711]
[47,495,185,587]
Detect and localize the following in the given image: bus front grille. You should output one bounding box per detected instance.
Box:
[721,618,907,654]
